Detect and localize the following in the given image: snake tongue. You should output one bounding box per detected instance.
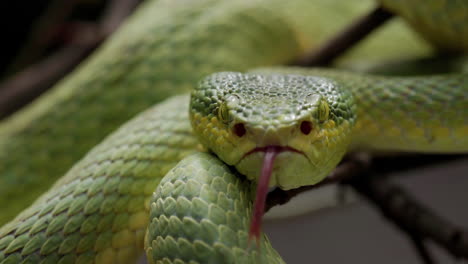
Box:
[248,146,279,245]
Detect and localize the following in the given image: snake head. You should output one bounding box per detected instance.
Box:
[190,71,355,190]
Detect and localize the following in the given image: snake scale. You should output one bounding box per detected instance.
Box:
[0,0,467,263]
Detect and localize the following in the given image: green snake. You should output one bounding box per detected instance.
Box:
[0,0,467,263]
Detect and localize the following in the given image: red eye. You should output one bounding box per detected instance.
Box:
[300,121,313,135]
[233,123,246,137]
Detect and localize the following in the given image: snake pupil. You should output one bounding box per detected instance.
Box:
[300,121,313,135]
[233,123,246,137]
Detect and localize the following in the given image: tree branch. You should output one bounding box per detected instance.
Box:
[265,154,468,261]
[265,154,465,212]
[346,169,468,260]
[408,232,435,264]
[295,6,394,67]
[265,154,370,212]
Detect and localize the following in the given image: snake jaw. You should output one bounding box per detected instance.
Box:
[235,144,318,190]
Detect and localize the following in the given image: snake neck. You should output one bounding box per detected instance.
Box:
[347,73,468,152]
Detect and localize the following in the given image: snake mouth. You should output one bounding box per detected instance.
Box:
[234,145,314,244]
[240,145,307,163]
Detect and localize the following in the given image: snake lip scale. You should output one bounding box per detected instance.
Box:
[241,145,305,162]
[239,145,314,170]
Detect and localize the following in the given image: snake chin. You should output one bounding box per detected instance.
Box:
[235,145,319,190]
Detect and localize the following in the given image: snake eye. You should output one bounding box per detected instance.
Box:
[233,123,246,137]
[218,94,241,124]
[300,121,313,135]
[316,99,330,123]
[218,102,230,124]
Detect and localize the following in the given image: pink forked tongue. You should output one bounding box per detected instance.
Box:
[248,146,280,246]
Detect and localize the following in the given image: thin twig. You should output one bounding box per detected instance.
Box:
[265,154,370,212]
[265,154,468,261]
[295,6,394,66]
[264,154,465,212]
[371,154,467,175]
[408,233,435,264]
[347,171,468,260]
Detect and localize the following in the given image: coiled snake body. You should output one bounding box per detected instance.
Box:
[0,0,467,263]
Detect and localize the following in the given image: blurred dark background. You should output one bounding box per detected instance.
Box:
[0,0,142,119]
[1,0,107,77]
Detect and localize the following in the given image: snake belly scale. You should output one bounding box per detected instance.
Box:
[0,0,467,263]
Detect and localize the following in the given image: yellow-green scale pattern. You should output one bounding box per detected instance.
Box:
[0,0,305,224]
[348,74,468,151]
[379,0,468,51]
[146,153,284,264]
[0,96,198,263]
[0,0,435,226]
[0,0,435,225]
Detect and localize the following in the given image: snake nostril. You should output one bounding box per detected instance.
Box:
[300,121,313,135]
[233,123,246,137]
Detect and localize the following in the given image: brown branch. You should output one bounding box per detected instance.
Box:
[346,170,468,260]
[265,155,370,212]
[295,6,394,67]
[371,154,467,174]
[265,154,468,261]
[0,0,142,119]
[264,154,465,212]
[409,232,435,264]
